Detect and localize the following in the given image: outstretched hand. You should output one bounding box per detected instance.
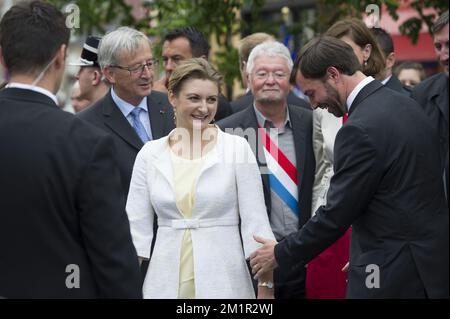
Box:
[249,235,278,280]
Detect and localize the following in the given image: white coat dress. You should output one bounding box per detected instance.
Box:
[126,128,275,299]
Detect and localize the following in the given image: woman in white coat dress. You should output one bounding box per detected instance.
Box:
[126,58,276,299]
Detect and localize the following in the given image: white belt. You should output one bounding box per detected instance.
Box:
[158,217,239,230]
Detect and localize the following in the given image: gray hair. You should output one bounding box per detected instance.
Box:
[246,41,293,75]
[98,26,151,69]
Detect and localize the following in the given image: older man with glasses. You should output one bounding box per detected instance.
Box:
[217,41,316,299]
[77,27,175,196]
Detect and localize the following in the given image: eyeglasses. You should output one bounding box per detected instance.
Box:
[110,60,157,76]
[254,71,288,80]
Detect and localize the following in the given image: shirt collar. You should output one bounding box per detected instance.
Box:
[346,76,374,111]
[111,87,148,117]
[381,74,392,85]
[6,82,58,105]
[253,104,292,129]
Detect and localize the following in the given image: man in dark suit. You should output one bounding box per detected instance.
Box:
[77,27,175,195]
[78,27,175,281]
[218,41,315,299]
[250,36,449,298]
[152,26,232,120]
[231,33,310,114]
[371,27,409,95]
[0,1,141,298]
[411,10,449,200]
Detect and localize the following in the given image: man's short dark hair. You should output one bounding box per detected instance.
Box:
[371,27,394,57]
[294,36,361,80]
[432,10,449,34]
[163,27,210,58]
[0,1,70,75]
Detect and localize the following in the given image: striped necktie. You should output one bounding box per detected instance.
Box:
[258,126,299,216]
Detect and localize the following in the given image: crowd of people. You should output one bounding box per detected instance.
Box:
[0,1,448,299]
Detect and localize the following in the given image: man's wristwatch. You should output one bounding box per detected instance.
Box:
[258,281,274,289]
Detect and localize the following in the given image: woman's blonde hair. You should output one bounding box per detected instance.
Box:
[168,58,223,96]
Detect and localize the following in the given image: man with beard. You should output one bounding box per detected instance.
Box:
[217,41,315,299]
[411,10,449,200]
[250,36,449,298]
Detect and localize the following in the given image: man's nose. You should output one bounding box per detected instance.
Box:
[140,64,152,78]
[165,59,177,73]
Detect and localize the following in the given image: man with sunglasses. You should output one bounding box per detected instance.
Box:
[77,27,175,196]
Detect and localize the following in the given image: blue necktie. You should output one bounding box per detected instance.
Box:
[130,107,149,143]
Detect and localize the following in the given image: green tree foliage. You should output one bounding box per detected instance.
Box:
[46,0,448,97]
[47,0,266,98]
[319,0,449,44]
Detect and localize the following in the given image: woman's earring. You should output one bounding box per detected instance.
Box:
[363,59,368,67]
[173,109,177,125]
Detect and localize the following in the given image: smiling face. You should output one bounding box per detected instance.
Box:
[248,54,290,106]
[296,70,347,117]
[169,78,219,132]
[104,41,154,106]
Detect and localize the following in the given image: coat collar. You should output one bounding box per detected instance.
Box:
[149,128,224,192]
[0,87,58,108]
[348,80,384,117]
[428,73,449,126]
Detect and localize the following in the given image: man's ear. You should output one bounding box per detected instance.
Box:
[102,66,115,85]
[54,44,66,69]
[92,69,102,86]
[385,52,396,69]
[326,66,340,82]
[0,47,7,70]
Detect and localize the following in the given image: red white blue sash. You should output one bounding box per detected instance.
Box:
[258,126,299,216]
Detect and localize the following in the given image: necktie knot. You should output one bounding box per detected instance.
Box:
[131,107,141,119]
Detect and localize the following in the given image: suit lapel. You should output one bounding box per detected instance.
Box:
[348,80,384,117]
[432,75,449,126]
[238,106,271,203]
[289,104,306,199]
[101,92,143,151]
[148,93,167,139]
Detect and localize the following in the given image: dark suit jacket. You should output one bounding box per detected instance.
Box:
[231,90,311,114]
[411,73,449,198]
[384,74,409,95]
[275,80,449,298]
[77,90,175,195]
[217,104,315,298]
[0,88,142,298]
[216,94,232,121]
